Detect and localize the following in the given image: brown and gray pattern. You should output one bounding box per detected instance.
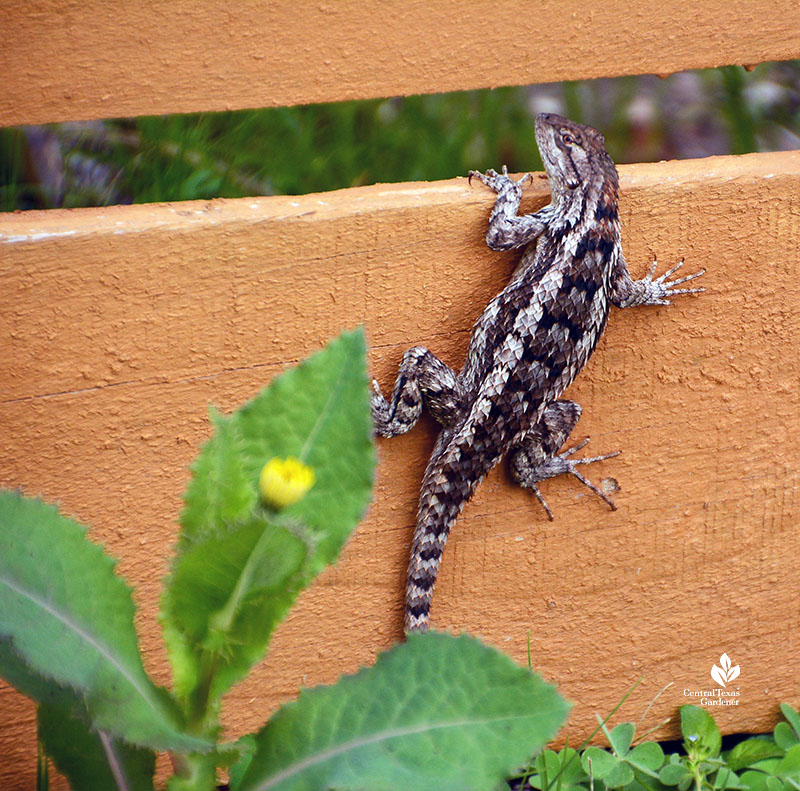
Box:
[371,113,705,633]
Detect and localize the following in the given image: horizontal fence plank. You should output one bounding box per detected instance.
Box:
[3,0,800,126]
[2,150,800,788]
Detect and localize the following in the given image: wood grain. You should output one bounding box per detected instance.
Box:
[3,0,800,126]
[2,151,800,788]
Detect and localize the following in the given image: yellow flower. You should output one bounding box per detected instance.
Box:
[259,456,315,509]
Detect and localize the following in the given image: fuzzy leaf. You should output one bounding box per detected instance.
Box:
[162,329,375,714]
[781,705,800,742]
[38,702,155,791]
[582,747,620,780]
[776,745,800,778]
[681,705,722,759]
[728,738,785,770]
[740,771,770,791]
[0,491,206,752]
[232,632,569,791]
[163,515,308,703]
[233,328,375,572]
[628,741,665,774]
[775,723,800,751]
[608,722,635,756]
[604,761,635,788]
[660,760,691,786]
[179,407,257,544]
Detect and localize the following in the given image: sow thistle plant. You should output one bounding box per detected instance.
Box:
[0,328,570,791]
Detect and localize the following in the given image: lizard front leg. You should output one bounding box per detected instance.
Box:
[371,346,464,437]
[509,400,619,520]
[468,165,550,250]
[612,253,705,308]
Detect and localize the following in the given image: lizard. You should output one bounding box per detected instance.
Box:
[371,113,705,634]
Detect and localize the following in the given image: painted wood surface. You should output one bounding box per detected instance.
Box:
[3,0,800,125]
[2,150,799,788]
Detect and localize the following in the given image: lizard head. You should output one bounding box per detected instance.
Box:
[535,113,618,202]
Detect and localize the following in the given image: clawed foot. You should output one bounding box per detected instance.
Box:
[530,438,620,521]
[468,165,532,193]
[641,257,705,306]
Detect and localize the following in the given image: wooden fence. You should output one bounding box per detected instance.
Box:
[2,2,800,788]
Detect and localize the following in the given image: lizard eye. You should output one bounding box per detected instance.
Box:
[561,132,577,145]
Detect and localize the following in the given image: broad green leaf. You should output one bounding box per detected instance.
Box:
[162,329,375,718]
[233,328,375,573]
[728,739,785,771]
[0,636,81,712]
[740,770,771,791]
[232,632,569,791]
[607,722,635,756]
[582,747,619,780]
[781,705,800,742]
[660,760,691,786]
[682,705,722,759]
[628,741,665,773]
[776,745,800,778]
[604,761,635,788]
[179,408,257,544]
[162,515,307,705]
[38,702,155,791]
[776,723,800,750]
[3,632,155,789]
[715,766,744,789]
[0,491,206,752]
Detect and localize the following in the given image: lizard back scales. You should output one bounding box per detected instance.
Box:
[371,113,705,633]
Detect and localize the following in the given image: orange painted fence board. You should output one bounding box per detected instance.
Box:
[2,0,800,126]
[2,150,800,787]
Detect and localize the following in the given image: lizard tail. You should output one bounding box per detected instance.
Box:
[404,435,497,633]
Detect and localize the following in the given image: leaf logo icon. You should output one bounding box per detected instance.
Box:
[711,653,740,687]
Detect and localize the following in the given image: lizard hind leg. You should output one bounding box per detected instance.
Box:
[509,400,620,520]
[371,346,463,438]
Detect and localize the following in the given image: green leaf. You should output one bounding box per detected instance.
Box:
[715,766,743,789]
[608,722,635,757]
[780,705,800,743]
[162,514,308,708]
[3,634,156,788]
[532,748,587,791]
[179,407,257,542]
[605,761,635,788]
[232,632,569,791]
[740,770,771,791]
[728,739,785,771]
[38,702,155,791]
[163,329,374,728]
[234,327,375,573]
[582,748,620,780]
[0,491,206,752]
[660,761,691,786]
[776,723,800,751]
[682,705,722,759]
[163,329,374,716]
[628,742,665,773]
[776,745,800,778]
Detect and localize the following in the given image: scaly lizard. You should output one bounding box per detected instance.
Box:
[371,113,704,633]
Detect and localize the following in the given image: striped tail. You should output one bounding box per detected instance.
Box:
[404,432,500,633]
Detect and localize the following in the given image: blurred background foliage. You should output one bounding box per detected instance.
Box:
[1,61,798,211]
